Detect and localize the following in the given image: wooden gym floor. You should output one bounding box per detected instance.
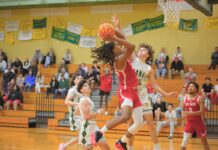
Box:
[0,127,218,150]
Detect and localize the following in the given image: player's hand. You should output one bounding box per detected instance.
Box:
[111,14,120,28]
[183,111,191,117]
[103,35,116,41]
[97,109,105,115]
[167,92,178,97]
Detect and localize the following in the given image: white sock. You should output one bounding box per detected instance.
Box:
[100,125,108,133]
[154,144,160,150]
[127,146,133,150]
[121,135,129,143]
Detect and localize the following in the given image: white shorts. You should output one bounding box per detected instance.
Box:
[69,111,81,131]
[138,86,153,114]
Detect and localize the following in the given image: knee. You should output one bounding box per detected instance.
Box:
[120,114,131,122]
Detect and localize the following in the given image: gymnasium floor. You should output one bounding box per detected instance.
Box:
[0,127,218,150]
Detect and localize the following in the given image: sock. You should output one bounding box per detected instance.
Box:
[154,144,160,150]
[100,125,108,133]
[127,146,133,150]
[121,135,129,143]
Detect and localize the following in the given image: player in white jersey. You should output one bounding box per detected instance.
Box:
[130,44,177,150]
[59,74,83,150]
[77,79,110,150]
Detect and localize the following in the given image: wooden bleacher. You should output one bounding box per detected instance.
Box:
[0,64,217,138]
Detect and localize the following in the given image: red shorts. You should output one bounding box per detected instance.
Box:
[7,99,21,105]
[184,121,207,138]
[117,88,141,109]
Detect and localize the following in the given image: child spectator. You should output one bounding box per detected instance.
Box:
[16,74,25,92]
[24,70,35,92]
[4,85,23,110]
[46,75,58,97]
[35,71,44,93]
[157,103,177,139]
[99,68,112,115]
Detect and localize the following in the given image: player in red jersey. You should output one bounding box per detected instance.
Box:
[181,81,210,150]
[91,23,144,150]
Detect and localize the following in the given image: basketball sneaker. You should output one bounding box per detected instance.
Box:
[115,139,127,150]
[90,130,103,144]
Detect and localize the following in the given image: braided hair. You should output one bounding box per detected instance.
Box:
[91,41,115,67]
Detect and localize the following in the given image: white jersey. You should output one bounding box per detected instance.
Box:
[67,86,82,131]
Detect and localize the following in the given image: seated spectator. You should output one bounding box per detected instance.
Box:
[202,77,214,95]
[150,90,161,104]
[32,48,43,64]
[184,67,197,87]
[86,67,95,82]
[99,68,112,115]
[44,47,56,67]
[2,66,15,92]
[57,67,69,81]
[156,103,177,139]
[175,87,186,119]
[24,70,35,92]
[4,85,23,110]
[16,74,25,92]
[29,60,38,76]
[0,48,8,62]
[153,95,167,121]
[81,63,88,73]
[22,58,30,76]
[6,59,14,73]
[208,47,218,70]
[35,71,44,93]
[156,47,169,65]
[64,49,72,64]
[0,56,7,73]
[168,57,184,79]
[156,57,167,79]
[58,58,68,73]
[55,74,69,99]
[13,57,23,74]
[77,64,87,79]
[172,47,183,62]
[46,75,59,97]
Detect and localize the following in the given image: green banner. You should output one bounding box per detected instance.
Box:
[179,19,198,31]
[149,15,164,30]
[131,19,150,34]
[65,30,80,45]
[51,27,66,41]
[33,18,47,29]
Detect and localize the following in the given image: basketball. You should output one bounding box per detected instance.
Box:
[98,23,115,40]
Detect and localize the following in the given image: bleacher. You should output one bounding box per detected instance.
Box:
[0,64,217,138]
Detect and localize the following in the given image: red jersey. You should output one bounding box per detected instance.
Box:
[115,60,138,90]
[183,95,204,122]
[100,74,112,92]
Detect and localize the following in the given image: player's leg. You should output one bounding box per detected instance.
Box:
[181,132,192,150]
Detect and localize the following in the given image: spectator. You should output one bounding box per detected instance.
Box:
[32,49,43,64]
[153,95,167,121]
[24,70,35,92]
[175,87,186,118]
[35,71,44,93]
[86,67,95,82]
[156,47,169,64]
[0,91,3,110]
[55,74,69,99]
[92,61,100,82]
[64,49,72,64]
[4,85,23,110]
[150,90,161,104]
[156,57,167,79]
[57,67,69,81]
[168,57,184,79]
[44,48,56,67]
[2,66,15,92]
[13,57,23,74]
[29,61,38,76]
[77,64,87,79]
[209,78,218,104]
[6,78,16,96]
[184,67,197,87]
[99,68,112,115]
[6,59,14,73]
[46,75,59,97]
[58,58,68,73]
[172,47,183,62]
[202,77,214,95]
[0,56,7,73]
[16,74,25,92]
[81,63,88,73]
[0,48,8,62]
[208,47,218,70]
[22,58,30,76]
[156,103,177,139]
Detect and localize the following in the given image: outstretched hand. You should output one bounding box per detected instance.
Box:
[167,92,178,97]
[111,14,120,28]
[103,34,116,41]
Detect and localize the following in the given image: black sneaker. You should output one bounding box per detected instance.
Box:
[115,139,127,150]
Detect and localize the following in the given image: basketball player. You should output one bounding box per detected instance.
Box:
[77,79,110,150]
[181,82,210,150]
[58,74,83,150]
[91,24,144,150]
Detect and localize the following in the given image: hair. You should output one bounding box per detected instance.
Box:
[205,77,211,81]
[188,81,199,92]
[167,103,174,107]
[138,43,154,62]
[91,41,115,67]
[71,73,81,86]
[77,79,88,93]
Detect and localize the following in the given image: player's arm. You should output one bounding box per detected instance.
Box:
[149,69,177,97]
[64,91,78,107]
[186,96,204,116]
